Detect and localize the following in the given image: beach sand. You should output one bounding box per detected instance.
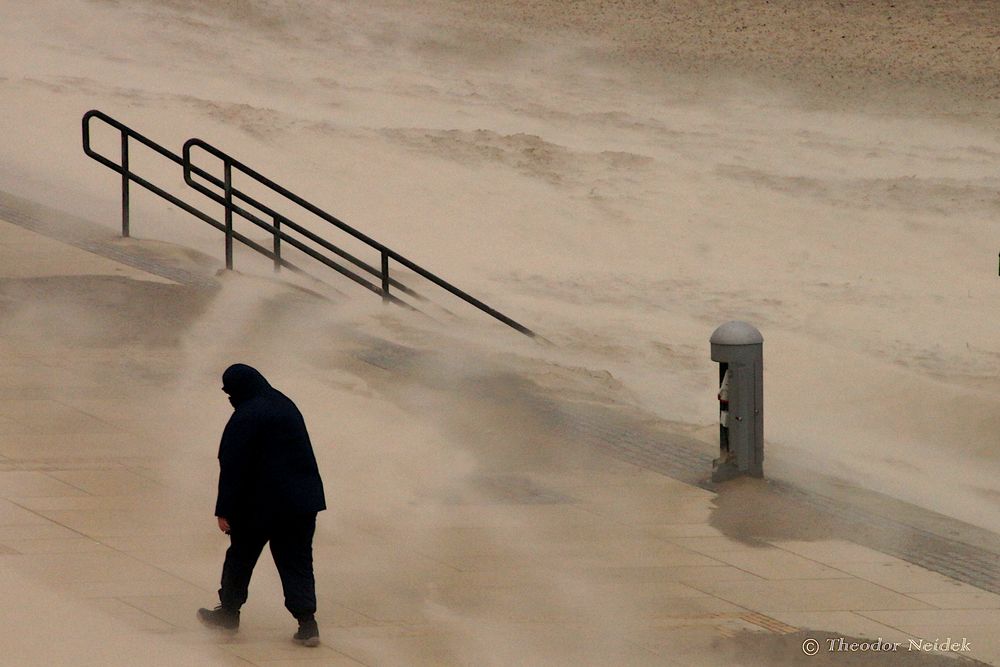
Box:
[1,1,999,664]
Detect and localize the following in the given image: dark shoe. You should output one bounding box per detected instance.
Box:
[293,616,320,647]
[197,605,240,633]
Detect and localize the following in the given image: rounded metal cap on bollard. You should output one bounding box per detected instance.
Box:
[710,321,763,346]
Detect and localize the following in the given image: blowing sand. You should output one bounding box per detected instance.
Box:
[1,0,999,664]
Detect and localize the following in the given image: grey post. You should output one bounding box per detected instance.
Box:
[710,321,763,481]
[273,214,282,272]
[120,130,130,238]
[223,160,233,270]
[381,251,390,303]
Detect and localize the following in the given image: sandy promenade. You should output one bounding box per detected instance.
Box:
[1,0,1000,664]
[0,213,995,665]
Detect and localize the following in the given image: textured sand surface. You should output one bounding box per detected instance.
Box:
[445,0,1000,117]
[1,1,999,664]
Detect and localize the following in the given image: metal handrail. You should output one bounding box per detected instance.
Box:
[182,137,536,337]
[81,109,536,337]
[82,110,412,305]
[82,109,305,276]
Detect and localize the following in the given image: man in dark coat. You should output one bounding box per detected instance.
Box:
[198,364,326,647]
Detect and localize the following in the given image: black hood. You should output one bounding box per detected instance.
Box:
[222,364,271,408]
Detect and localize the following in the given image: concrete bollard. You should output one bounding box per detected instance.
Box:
[710,321,763,482]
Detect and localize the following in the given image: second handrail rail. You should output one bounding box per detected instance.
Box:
[182,137,536,337]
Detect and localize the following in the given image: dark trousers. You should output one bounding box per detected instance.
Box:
[219,512,318,619]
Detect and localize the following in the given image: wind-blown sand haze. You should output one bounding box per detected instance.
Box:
[1,1,1000,664]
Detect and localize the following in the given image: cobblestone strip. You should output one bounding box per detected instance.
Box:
[773,481,1000,595]
[555,401,712,484]
[549,397,1000,596]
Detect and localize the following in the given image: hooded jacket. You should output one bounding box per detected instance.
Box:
[215,364,326,521]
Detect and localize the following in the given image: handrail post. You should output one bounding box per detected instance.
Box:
[381,251,390,303]
[120,130,130,237]
[273,215,281,272]
[224,159,233,270]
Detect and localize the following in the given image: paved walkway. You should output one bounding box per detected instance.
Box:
[0,205,998,665]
